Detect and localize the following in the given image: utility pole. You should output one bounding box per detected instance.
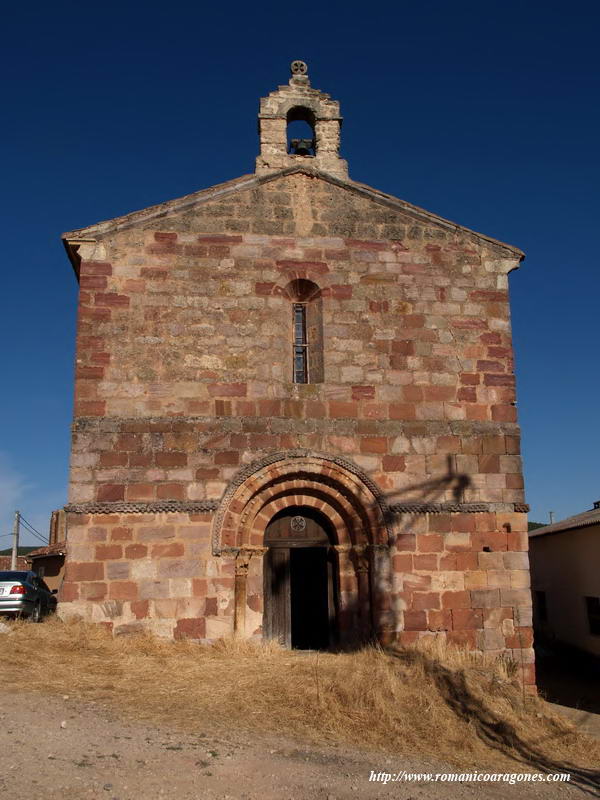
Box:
[549,511,555,525]
[11,510,20,570]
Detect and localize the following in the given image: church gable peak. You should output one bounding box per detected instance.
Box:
[256,61,348,180]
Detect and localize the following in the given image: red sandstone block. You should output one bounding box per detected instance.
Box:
[492,404,517,422]
[442,591,471,609]
[470,290,507,302]
[412,592,441,611]
[484,374,515,387]
[413,554,438,570]
[455,552,478,570]
[75,400,106,416]
[447,630,477,648]
[116,434,141,451]
[388,403,416,420]
[360,437,387,454]
[392,553,412,572]
[424,386,455,402]
[195,468,220,480]
[480,332,502,345]
[328,401,358,418]
[59,582,80,602]
[208,383,247,397]
[397,631,419,646]
[396,534,416,552]
[95,544,123,560]
[80,261,112,276]
[418,534,443,553]
[192,578,208,597]
[236,401,256,416]
[255,282,275,296]
[95,293,130,307]
[369,300,389,312]
[404,610,427,631]
[110,527,133,542]
[436,435,461,452]
[428,609,453,631]
[154,232,178,241]
[391,339,415,355]
[125,544,147,559]
[506,531,528,551]
[80,275,108,290]
[65,562,104,582]
[174,617,206,640]
[152,542,184,558]
[351,385,376,400]
[131,600,150,620]
[197,234,242,243]
[109,581,138,601]
[382,455,406,472]
[156,452,187,467]
[129,453,153,467]
[440,553,458,570]
[460,373,480,385]
[330,284,352,299]
[125,484,154,501]
[100,452,128,467]
[97,484,125,502]
[157,483,185,500]
[205,597,218,616]
[476,360,504,373]
[453,608,483,630]
[457,387,477,402]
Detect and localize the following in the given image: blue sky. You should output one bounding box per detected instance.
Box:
[1,0,599,545]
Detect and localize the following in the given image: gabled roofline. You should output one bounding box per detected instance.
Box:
[62,166,524,260]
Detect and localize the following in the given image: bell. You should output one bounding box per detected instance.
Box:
[290,138,314,156]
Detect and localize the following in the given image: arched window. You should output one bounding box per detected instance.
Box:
[285,279,324,384]
[286,106,316,156]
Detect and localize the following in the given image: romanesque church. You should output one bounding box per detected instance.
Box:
[61,62,534,686]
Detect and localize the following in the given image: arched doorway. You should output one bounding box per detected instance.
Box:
[263,507,337,650]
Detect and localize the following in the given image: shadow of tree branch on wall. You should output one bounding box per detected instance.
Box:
[387,648,600,795]
[380,455,472,534]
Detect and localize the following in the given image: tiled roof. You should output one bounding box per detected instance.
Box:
[529,508,600,538]
[25,541,66,559]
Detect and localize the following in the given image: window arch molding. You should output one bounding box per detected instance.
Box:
[282,278,324,384]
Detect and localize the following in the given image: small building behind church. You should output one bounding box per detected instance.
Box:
[530,502,600,657]
[58,62,534,685]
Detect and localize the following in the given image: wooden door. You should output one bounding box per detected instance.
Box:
[263,547,291,647]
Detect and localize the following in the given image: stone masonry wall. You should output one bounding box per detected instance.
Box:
[62,169,533,683]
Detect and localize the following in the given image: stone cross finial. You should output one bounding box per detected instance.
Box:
[290,60,308,76]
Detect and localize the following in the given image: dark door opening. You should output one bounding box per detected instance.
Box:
[290,547,329,650]
[263,507,336,650]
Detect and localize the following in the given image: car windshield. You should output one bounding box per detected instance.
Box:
[0,571,29,582]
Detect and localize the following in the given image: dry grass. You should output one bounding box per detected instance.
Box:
[1,617,598,780]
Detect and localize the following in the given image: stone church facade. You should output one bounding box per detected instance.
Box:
[60,62,534,684]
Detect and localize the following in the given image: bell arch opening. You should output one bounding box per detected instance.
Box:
[286,106,316,156]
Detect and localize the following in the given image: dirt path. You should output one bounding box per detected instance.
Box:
[0,689,596,799]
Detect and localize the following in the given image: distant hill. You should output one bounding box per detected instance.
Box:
[528,521,545,532]
[0,546,40,556]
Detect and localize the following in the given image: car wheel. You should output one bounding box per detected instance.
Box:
[30,602,42,623]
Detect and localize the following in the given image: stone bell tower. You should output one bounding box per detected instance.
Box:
[255,60,348,179]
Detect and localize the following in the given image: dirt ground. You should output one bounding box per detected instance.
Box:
[1,689,597,800]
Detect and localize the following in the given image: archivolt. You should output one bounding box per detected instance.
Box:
[211,450,391,555]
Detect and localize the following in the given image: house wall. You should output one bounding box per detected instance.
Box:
[529,524,600,657]
[60,170,533,683]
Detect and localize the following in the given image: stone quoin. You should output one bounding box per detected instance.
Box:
[60,61,534,685]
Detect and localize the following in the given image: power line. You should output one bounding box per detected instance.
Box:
[18,517,47,545]
[19,515,45,538]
